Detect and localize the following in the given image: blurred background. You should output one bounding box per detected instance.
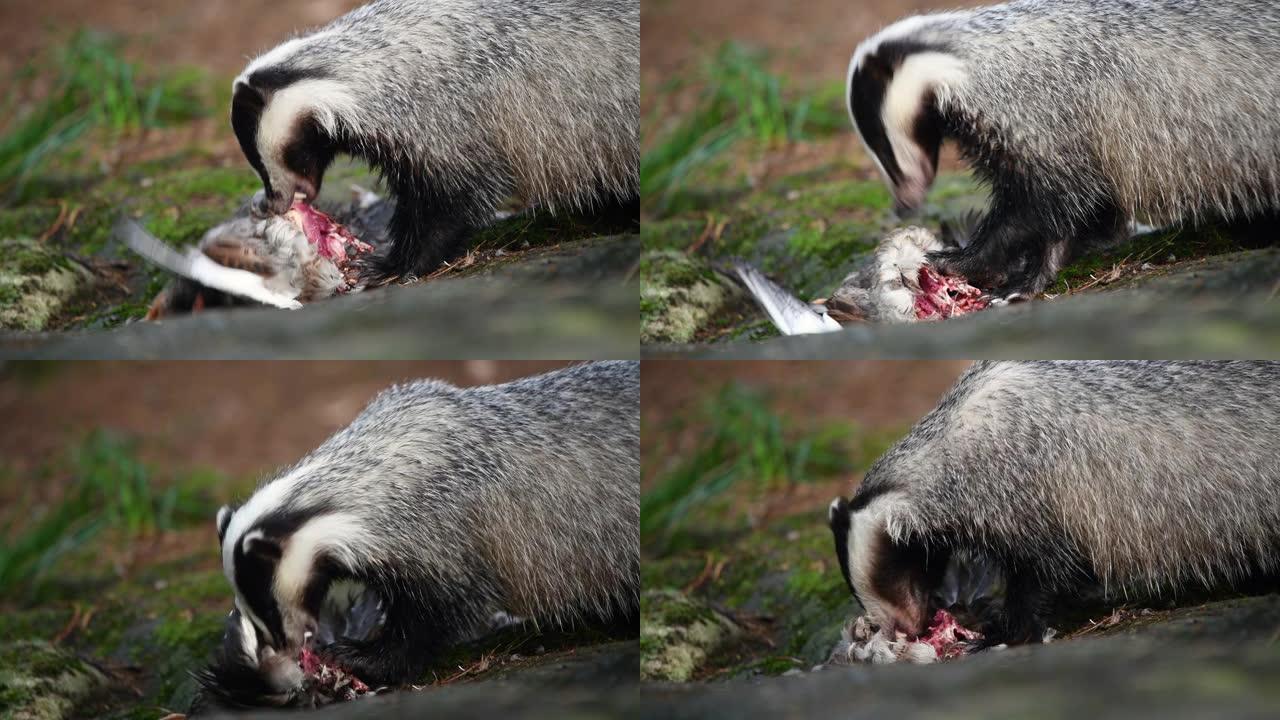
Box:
[640,360,970,679]
[0,360,569,717]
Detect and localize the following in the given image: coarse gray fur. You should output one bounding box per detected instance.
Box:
[233,0,639,280]
[831,361,1280,644]
[213,361,639,691]
[848,1,1280,296]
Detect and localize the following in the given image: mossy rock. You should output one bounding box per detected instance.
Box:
[0,237,92,331]
[0,640,109,720]
[640,589,742,682]
[640,250,742,344]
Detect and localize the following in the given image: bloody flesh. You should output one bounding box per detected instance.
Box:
[913,265,989,320]
[298,645,371,702]
[920,609,983,660]
[285,201,375,292]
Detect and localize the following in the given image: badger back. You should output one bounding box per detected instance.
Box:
[850,1,1280,225]
[859,361,1280,595]
[232,0,638,215]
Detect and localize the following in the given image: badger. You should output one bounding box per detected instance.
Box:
[231,0,639,283]
[829,361,1280,647]
[846,1,1280,298]
[199,361,639,708]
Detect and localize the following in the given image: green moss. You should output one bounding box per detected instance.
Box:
[640,216,706,253]
[1053,224,1245,294]
[640,249,740,344]
[744,656,803,676]
[0,640,109,720]
[0,237,88,331]
[640,589,741,682]
[0,206,62,243]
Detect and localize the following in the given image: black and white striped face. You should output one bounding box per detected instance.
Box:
[231,37,350,214]
[828,494,935,636]
[217,485,367,657]
[846,19,966,215]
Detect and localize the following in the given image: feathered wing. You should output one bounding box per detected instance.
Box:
[733,261,841,335]
[117,218,303,310]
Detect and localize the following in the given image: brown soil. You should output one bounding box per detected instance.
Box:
[641,0,986,111]
[0,361,572,502]
[640,361,971,487]
[1,0,363,79]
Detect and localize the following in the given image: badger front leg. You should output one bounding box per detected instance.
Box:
[321,599,441,685]
[927,192,1049,299]
[361,171,502,284]
[931,189,1126,300]
[975,565,1048,648]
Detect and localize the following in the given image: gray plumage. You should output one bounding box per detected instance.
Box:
[848,1,1280,296]
[214,361,639,689]
[233,0,639,280]
[832,361,1280,643]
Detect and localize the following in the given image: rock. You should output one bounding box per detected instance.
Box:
[0,236,639,359]
[0,640,110,720]
[642,595,1280,718]
[0,238,92,332]
[641,250,742,344]
[207,642,639,720]
[640,590,742,682]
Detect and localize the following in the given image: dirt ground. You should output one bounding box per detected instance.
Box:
[1,0,363,78]
[1,0,366,168]
[641,0,986,113]
[0,361,571,496]
[641,360,970,487]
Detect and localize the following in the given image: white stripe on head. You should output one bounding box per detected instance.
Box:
[234,32,335,88]
[847,492,909,629]
[273,512,365,608]
[237,609,260,664]
[882,52,965,204]
[846,14,967,207]
[235,595,271,654]
[221,464,315,582]
[256,79,361,196]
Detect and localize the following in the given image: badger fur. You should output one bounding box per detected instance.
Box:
[847,1,1280,297]
[204,361,639,704]
[829,361,1280,646]
[231,0,639,282]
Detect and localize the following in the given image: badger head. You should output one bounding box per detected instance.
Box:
[846,18,967,215]
[193,605,305,710]
[215,500,377,660]
[828,492,945,637]
[230,39,355,215]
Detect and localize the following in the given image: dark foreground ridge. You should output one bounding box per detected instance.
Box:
[1,235,639,359]
[643,595,1280,719]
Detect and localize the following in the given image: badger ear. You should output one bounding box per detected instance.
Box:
[241,530,283,561]
[828,497,851,531]
[216,505,235,544]
[828,497,856,595]
[231,80,269,183]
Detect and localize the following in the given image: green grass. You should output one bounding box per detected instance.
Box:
[0,30,213,204]
[641,42,847,216]
[0,431,215,600]
[641,383,859,555]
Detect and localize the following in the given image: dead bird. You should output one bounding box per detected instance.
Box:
[122,190,377,319]
[732,225,990,335]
